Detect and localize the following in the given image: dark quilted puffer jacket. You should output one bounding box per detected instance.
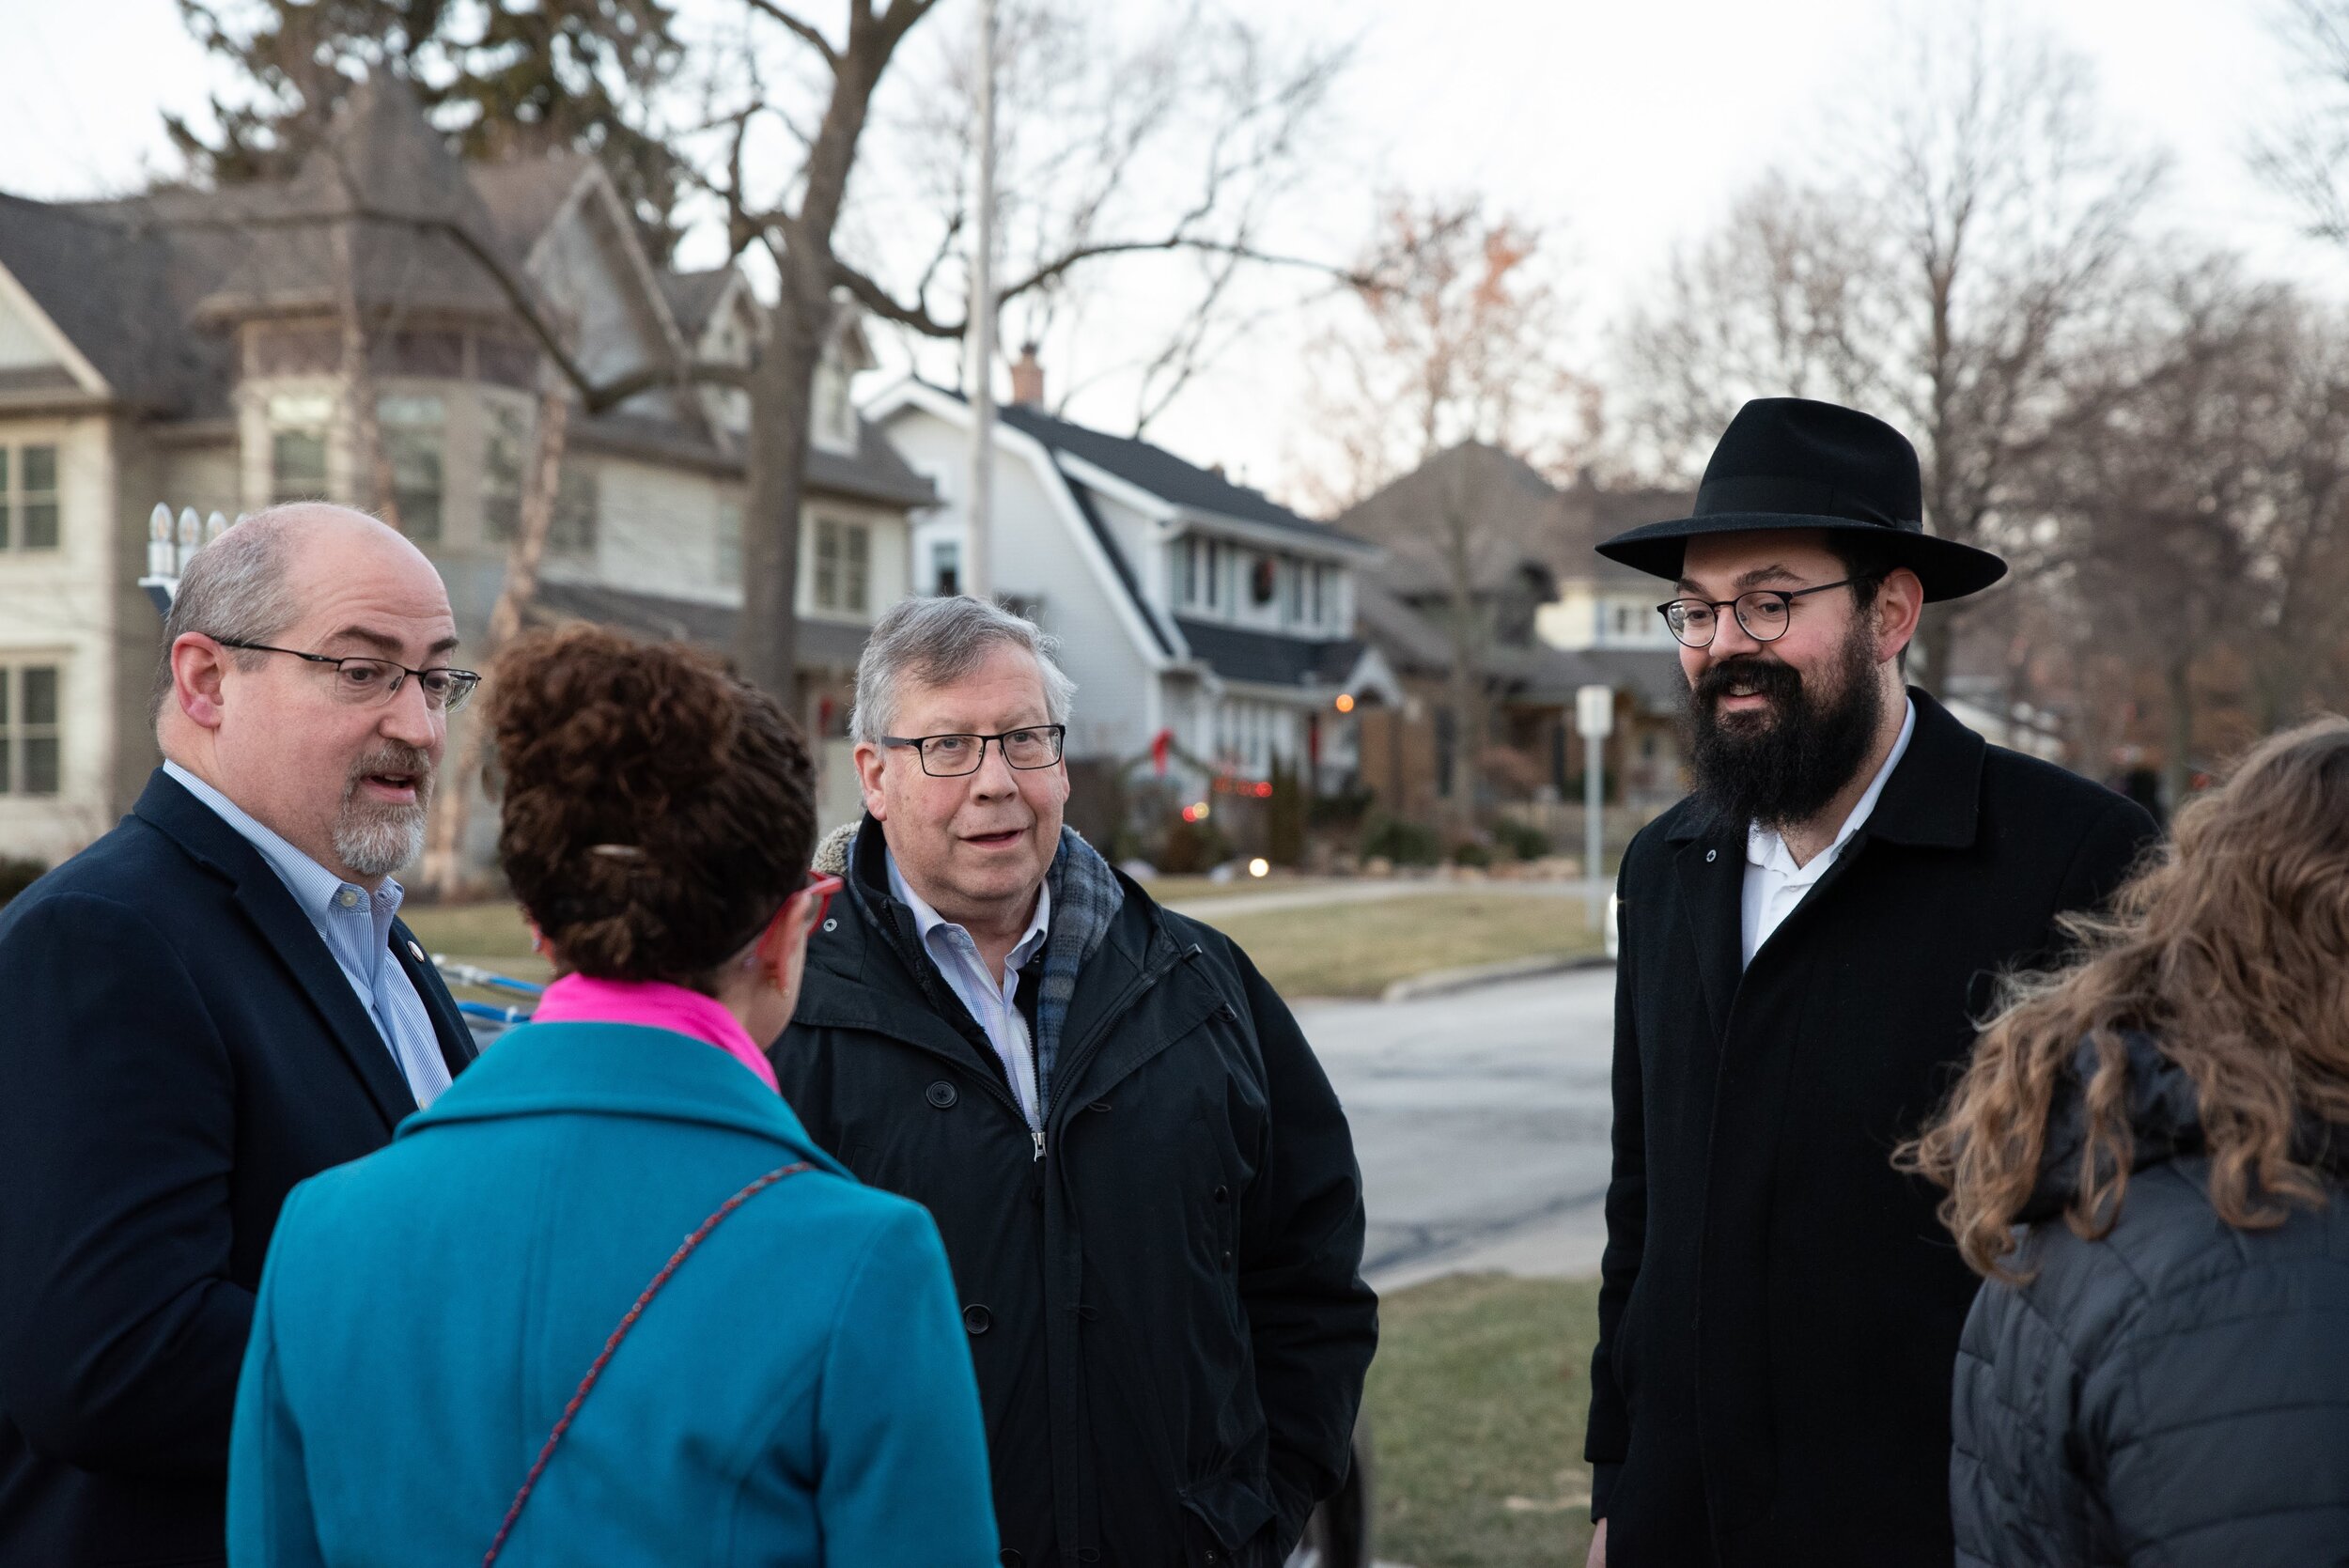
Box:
[1952,1032,2349,1567]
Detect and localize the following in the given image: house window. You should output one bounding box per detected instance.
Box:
[1285,559,1304,623]
[716,502,742,587]
[0,443,60,551]
[552,466,598,557]
[483,402,529,542]
[269,394,332,505]
[814,517,871,613]
[0,663,60,796]
[1435,706,1458,800]
[932,539,961,596]
[1206,540,1221,609]
[1309,565,1326,627]
[1179,539,1197,606]
[377,396,443,544]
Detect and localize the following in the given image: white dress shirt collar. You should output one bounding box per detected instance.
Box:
[1740,695,1916,968]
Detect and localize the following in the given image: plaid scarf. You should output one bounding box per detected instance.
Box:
[1033,825,1124,1115]
[829,818,1123,1117]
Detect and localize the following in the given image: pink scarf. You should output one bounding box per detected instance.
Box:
[530,975,781,1094]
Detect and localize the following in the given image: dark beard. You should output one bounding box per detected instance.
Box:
[1683,618,1886,837]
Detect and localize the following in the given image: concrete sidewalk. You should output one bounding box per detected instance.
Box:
[1166,876,1609,924]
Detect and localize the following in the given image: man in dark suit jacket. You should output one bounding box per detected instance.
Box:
[1580,401,2157,1568]
[0,504,480,1567]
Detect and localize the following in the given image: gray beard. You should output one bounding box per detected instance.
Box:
[334,777,432,878]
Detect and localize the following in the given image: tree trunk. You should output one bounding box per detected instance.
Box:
[2161,651,2195,815]
[419,390,570,897]
[736,300,817,703]
[1914,601,1958,700]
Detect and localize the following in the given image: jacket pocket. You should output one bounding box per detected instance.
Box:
[1179,1467,1279,1561]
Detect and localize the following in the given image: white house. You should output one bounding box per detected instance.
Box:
[0,78,932,864]
[869,368,1397,804]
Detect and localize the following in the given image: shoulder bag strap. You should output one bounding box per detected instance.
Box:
[482,1160,816,1566]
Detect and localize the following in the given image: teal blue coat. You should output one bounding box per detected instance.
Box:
[227,1019,997,1567]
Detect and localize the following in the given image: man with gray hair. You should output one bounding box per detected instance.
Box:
[773,594,1377,1568]
[0,503,478,1567]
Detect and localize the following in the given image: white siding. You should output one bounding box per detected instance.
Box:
[0,413,125,861]
[0,290,64,371]
[881,405,1159,762]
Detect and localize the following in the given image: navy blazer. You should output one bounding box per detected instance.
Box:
[0,768,475,1568]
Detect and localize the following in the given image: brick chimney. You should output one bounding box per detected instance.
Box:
[1010,343,1045,406]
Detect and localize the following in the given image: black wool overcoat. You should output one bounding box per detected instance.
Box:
[771,821,1377,1568]
[0,770,476,1567]
[1585,691,2156,1567]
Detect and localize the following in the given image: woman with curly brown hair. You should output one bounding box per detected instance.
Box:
[226,625,997,1567]
[1902,716,2349,1567]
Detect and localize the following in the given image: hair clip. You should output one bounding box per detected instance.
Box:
[588,844,646,862]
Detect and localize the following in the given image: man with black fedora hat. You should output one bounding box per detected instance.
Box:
[1580,398,2155,1567]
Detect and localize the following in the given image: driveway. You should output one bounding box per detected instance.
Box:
[1298,966,1619,1291]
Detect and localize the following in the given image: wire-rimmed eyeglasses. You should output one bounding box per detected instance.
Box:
[881,724,1066,777]
[214,639,481,712]
[1656,577,1877,649]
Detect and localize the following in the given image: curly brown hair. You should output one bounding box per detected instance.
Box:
[483,624,816,989]
[1901,716,2349,1280]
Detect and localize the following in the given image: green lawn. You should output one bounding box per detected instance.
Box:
[1206,893,1602,999]
[407,888,1601,1001]
[1368,1274,1599,1568]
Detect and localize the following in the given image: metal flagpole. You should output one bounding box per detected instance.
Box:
[964,0,999,603]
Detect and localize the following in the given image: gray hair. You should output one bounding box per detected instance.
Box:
[151,507,304,721]
[849,595,1076,744]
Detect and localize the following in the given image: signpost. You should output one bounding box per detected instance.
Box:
[1576,684,1613,926]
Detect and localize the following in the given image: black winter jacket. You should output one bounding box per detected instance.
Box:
[770,822,1377,1568]
[1587,691,2156,1566]
[1952,1032,2349,1567]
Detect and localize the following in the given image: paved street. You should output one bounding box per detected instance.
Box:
[1297,967,1619,1290]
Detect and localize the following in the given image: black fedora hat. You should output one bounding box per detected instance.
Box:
[1595,397,2006,602]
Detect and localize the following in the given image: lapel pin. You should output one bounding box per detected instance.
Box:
[1706,849,1718,862]
[407,940,427,962]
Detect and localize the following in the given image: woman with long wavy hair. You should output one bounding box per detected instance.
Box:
[1901,716,2349,1567]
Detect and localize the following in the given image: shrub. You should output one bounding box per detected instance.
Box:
[1450,839,1494,868]
[0,857,48,907]
[1158,814,1232,875]
[1307,783,1376,830]
[1361,815,1441,867]
[1492,818,1551,862]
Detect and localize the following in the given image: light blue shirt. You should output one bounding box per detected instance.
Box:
[163,761,452,1108]
[887,848,1050,1130]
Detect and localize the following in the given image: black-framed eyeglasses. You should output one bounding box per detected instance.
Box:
[215,639,481,713]
[881,724,1066,777]
[1656,577,1877,649]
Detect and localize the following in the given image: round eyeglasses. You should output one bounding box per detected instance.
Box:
[1656,577,1876,649]
[881,724,1066,777]
[214,639,481,712]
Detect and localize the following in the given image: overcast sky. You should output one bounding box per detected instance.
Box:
[2,0,2334,504]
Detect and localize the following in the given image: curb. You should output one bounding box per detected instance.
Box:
[1378,952,1613,1004]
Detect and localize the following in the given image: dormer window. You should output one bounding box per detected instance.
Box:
[812,361,857,456]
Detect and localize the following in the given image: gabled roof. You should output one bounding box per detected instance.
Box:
[657,268,736,338]
[572,406,937,509]
[534,581,873,671]
[0,192,224,411]
[1173,616,1367,690]
[469,151,595,267]
[1339,442,1578,596]
[992,399,1358,547]
[1351,570,1685,710]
